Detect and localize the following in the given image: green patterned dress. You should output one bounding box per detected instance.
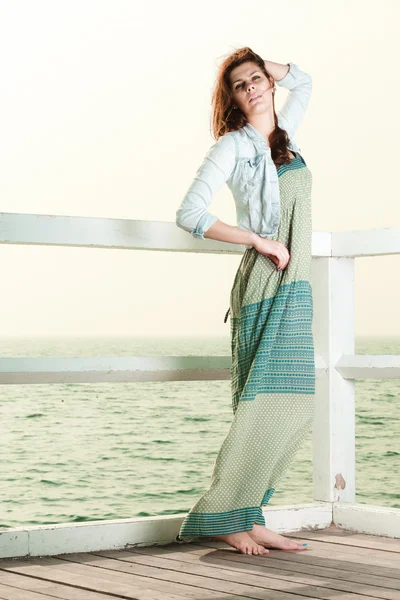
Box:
[177,152,315,541]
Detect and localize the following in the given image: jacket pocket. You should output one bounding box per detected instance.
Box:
[243,155,265,185]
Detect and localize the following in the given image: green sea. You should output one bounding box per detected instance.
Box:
[0,335,399,530]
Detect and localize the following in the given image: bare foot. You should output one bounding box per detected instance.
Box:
[248,524,308,551]
[211,531,269,555]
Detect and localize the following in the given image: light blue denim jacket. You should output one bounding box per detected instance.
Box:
[175,62,312,249]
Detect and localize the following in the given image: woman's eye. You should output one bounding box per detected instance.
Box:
[235,76,260,90]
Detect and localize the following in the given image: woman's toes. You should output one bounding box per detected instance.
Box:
[289,540,307,550]
[258,544,269,554]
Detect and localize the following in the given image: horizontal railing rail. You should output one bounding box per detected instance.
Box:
[1,211,399,256]
[0,355,327,384]
[1,354,400,384]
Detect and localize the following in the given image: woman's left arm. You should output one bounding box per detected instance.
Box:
[264,60,312,141]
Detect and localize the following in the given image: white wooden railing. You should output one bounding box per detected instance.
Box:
[0,212,399,559]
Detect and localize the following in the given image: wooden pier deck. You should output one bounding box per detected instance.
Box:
[0,525,399,599]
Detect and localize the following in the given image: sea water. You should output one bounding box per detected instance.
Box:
[0,335,398,529]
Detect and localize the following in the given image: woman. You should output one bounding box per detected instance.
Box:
[175,47,315,556]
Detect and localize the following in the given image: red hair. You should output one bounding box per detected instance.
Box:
[211,46,293,168]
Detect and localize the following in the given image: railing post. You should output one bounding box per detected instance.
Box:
[312,255,356,504]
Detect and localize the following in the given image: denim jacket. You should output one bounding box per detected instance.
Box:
[175,62,312,249]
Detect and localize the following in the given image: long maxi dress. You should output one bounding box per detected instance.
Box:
[177,151,315,541]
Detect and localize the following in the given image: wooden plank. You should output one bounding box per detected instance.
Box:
[0,355,232,384]
[312,256,356,504]
[278,537,400,565]
[0,569,115,599]
[0,583,66,599]
[196,539,400,577]
[94,547,400,600]
[192,533,400,568]
[332,227,400,257]
[0,354,326,385]
[0,212,246,255]
[128,544,400,592]
[42,553,325,600]
[150,542,400,590]
[285,527,400,552]
[128,545,400,590]
[0,212,332,257]
[0,557,218,599]
[336,355,400,379]
[133,543,400,590]
[333,505,400,539]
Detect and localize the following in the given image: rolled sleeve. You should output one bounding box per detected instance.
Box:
[191,213,220,240]
[176,133,236,240]
[276,62,312,141]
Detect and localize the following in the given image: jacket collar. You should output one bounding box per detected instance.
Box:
[243,121,298,153]
[242,122,270,152]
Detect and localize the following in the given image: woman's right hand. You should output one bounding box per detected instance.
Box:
[252,236,290,271]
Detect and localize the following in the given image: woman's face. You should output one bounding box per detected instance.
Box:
[229,62,274,118]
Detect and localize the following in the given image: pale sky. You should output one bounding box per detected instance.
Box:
[0,0,399,337]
